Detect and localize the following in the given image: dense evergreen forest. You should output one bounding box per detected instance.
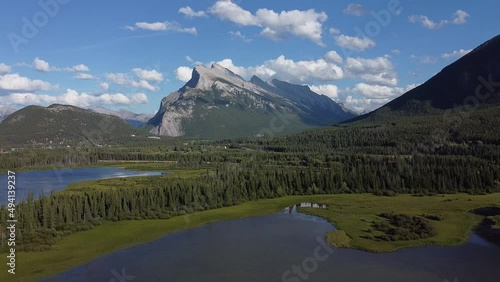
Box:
[0,106,499,251]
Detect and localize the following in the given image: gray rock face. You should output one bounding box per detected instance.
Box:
[147,64,357,138]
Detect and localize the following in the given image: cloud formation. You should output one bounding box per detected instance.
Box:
[343,83,418,113]
[65,64,90,72]
[410,55,437,64]
[73,73,96,80]
[105,73,159,91]
[345,83,418,99]
[209,0,327,45]
[173,50,408,113]
[33,57,90,73]
[179,6,206,18]
[334,35,376,51]
[175,66,193,82]
[126,21,197,35]
[309,84,339,99]
[34,57,58,72]
[343,3,368,16]
[0,73,57,92]
[176,52,399,88]
[442,49,472,60]
[0,63,11,74]
[344,56,398,86]
[324,51,343,64]
[132,68,164,82]
[409,10,470,29]
[229,31,252,42]
[0,89,148,108]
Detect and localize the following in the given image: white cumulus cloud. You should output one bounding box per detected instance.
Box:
[209,1,327,45]
[209,0,259,26]
[309,84,339,99]
[33,58,90,73]
[342,83,419,113]
[105,73,159,91]
[73,73,96,80]
[34,57,58,72]
[132,68,163,82]
[452,10,469,24]
[324,51,343,64]
[442,49,472,60]
[344,56,398,86]
[409,10,470,29]
[65,64,90,72]
[334,35,375,51]
[256,55,344,83]
[179,6,206,18]
[0,89,148,107]
[343,3,368,16]
[131,93,149,104]
[126,21,197,35]
[329,27,341,35]
[175,66,193,82]
[345,83,418,99]
[100,82,109,92]
[0,73,57,92]
[0,63,11,74]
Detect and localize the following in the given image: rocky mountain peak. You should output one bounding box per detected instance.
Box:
[148,64,357,138]
[184,64,248,92]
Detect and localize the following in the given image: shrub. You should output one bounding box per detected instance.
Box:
[373,213,436,241]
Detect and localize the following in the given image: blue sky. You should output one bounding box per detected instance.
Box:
[0,0,498,114]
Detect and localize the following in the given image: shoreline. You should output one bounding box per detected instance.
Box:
[1,193,499,281]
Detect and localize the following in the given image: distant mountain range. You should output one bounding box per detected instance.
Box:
[2,34,499,145]
[353,34,500,122]
[0,105,153,128]
[89,106,154,128]
[0,104,140,146]
[0,107,16,122]
[146,64,356,138]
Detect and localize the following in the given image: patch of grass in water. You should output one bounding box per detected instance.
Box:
[327,230,352,247]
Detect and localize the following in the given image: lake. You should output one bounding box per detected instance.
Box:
[43,205,500,282]
[0,167,162,204]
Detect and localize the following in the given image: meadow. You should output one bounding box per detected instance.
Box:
[2,193,499,281]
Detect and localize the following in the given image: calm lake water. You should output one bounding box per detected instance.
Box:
[44,205,500,282]
[1,167,162,204]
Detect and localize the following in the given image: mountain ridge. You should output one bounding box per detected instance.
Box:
[88,106,154,128]
[147,64,356,138]
[353,34,500,123]
[0,104,141,147]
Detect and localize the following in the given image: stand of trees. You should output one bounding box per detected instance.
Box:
[1,155,499,251]
[0,106,499,251]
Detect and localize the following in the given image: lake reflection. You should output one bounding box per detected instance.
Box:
[44,207,500,282]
